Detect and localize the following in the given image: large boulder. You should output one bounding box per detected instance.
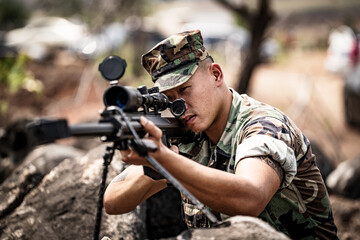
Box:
[0,144,146,240]
[0,143,187,239]
[0,144,85,220]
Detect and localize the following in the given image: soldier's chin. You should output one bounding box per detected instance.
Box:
[188,125,203,135]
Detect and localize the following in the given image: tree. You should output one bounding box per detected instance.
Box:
[215,0,274,94]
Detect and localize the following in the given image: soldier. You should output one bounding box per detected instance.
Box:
[103,30,338,239]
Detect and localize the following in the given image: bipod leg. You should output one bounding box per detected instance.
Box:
[93,144,115,240]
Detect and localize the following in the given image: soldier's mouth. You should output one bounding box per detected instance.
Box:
[184,115,196,126]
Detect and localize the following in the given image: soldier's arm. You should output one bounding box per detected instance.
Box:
[151,150,281,216]
[116,117,284,217]
[103,165,168,214]
[138,118,283,217]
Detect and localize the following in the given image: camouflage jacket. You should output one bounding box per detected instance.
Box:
[178,90,338,239]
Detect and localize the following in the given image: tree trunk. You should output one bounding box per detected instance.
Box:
[237,0,273,94]
[215,0,274,94]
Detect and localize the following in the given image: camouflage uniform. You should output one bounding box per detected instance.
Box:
[141,30,338,239]
[178,91,338,239]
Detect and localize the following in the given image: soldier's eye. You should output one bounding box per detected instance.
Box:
[179,86,190,93]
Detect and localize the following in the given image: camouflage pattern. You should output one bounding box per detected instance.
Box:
[178,90,338,239]
[141,30,209,92]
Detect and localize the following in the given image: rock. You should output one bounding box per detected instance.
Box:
[326,155,360,198]
[178,216,290,240]
[104,215,290,240]
[0,144,84,220]
[0,144,146,240]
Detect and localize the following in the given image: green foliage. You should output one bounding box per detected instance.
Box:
[0,54,42,95]
[0,0,29,30]
[0,53,43,118]
[0,54,31,94]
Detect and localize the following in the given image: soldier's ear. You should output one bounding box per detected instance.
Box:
[210,63,223,85]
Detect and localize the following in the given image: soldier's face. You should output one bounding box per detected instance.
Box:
[164,64,222,134]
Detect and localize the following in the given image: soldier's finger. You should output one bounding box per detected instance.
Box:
[139,116,162,139]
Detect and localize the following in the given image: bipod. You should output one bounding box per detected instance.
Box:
[93,144,115,240]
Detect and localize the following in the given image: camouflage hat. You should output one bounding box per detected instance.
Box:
[141,30,210,92]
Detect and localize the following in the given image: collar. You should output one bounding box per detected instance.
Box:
[214,88,242,156]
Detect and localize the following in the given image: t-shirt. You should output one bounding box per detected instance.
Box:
[178,89,338,239]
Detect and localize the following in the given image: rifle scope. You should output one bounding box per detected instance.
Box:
[100,56,186,118]
[103,85,185,118]
[103,86,168,112]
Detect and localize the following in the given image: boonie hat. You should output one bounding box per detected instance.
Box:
[141,30,210,92]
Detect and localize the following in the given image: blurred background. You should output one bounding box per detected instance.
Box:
[1,0,360,237]
[1,0,360,163]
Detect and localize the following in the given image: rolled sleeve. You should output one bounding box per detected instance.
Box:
[235,134,297,188]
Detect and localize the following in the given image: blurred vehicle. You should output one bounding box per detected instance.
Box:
[344,56,360,127]
[4,17,88,60]
[324,25,360,126]
[324,25,358,75]
[343,31,360,126]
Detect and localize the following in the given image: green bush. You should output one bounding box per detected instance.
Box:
[0,54,29,94]
[0,54,43,117]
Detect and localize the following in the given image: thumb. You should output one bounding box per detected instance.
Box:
[169,145,179,154]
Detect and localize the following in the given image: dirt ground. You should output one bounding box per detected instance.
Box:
[2,48,360,239]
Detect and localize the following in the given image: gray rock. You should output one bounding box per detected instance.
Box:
[326,155,360,198]
[0,144,146,240]
[0,144,84,220]
[177,216,290,240]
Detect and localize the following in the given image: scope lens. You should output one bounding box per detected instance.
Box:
[104,86,143,111]
[103,86,128,109]
[115,93,127,109]
[171,99,186,118]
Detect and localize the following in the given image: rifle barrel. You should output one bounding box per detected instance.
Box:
[69,123,114,136]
